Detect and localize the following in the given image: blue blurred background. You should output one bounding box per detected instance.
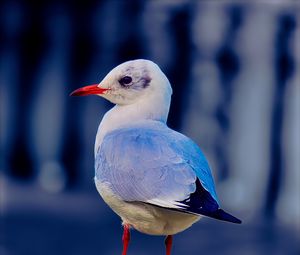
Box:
[0,0,299,254]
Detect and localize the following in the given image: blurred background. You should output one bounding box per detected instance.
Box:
[0,0,299,254]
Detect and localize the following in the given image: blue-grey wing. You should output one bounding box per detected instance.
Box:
[95,121,219,212]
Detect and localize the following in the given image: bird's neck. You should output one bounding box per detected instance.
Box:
[94,92,171,156]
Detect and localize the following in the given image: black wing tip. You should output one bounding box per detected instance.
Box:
[210,208,242,224]
[177,178,242,224]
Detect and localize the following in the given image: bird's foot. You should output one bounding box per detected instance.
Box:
[165,235,173,255]
[122,224,131,255]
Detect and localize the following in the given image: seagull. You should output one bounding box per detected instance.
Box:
[71,59,241,255]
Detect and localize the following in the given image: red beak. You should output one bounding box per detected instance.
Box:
[70,84,109,97]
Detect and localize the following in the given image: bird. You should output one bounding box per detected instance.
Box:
[70,59,241,255]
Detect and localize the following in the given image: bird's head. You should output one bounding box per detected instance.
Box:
[70,59,172,106]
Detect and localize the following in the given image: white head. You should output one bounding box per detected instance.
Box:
[72,60,173,154]
[71,59,172,107]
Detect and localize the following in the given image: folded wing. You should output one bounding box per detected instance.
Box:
[95,121,240,223]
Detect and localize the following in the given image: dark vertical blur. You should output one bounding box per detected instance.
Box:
[214,5,241,180]
[7,2,48,178]
[61,1,100,187]
[265,14,296,219]
[167,4,192,130]
[116,0,145,62]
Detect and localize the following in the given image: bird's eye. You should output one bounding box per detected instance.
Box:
[119,76,132,87]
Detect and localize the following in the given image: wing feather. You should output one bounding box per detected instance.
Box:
[95,121,219,212]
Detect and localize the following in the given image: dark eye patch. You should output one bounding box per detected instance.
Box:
[119,76,132,87]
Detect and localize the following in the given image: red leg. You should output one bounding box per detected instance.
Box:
[122,224,130,255]
[165,235,173,255]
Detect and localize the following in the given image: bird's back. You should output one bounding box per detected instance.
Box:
[95,120,241,224]
[95,120,217,207]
